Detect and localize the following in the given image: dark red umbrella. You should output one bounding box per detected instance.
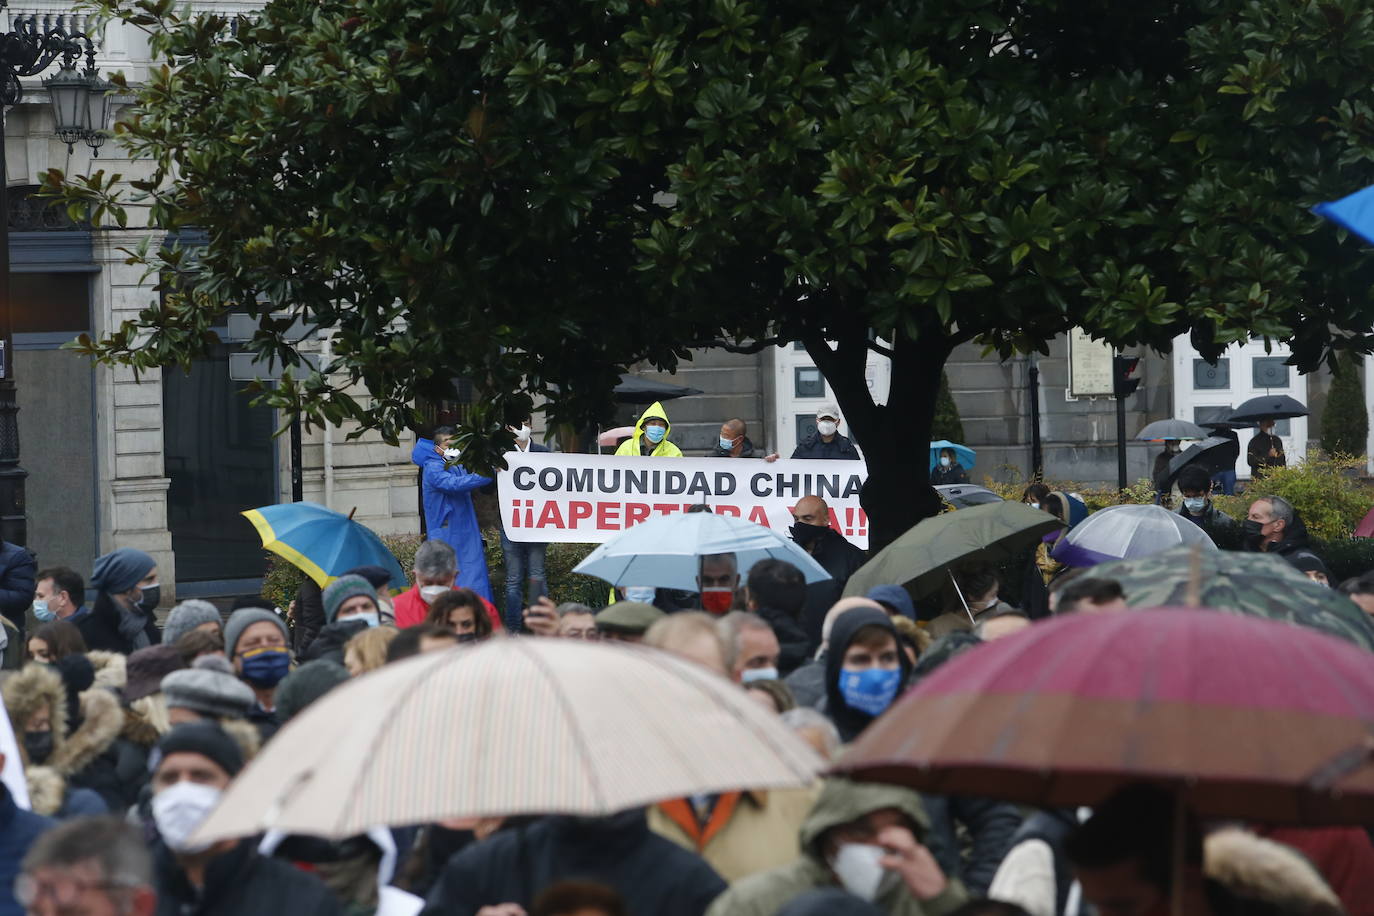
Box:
[833,609,1374,825]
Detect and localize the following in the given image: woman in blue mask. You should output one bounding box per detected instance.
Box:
[823,607,912,743]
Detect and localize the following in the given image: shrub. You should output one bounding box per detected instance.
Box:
[931,371,965,443]
[1321,352,1368,458]
[1313,537,1374,585]
[1217,455,1373,541]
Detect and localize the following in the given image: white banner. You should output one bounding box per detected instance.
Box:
[497,452,870,548]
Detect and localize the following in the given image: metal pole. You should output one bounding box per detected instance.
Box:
[289,416,303,502]
[1028,356,1043,481]
[0,103,27,546]
[1116,394,1128,493]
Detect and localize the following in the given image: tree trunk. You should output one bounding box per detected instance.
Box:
[804,322,951,556]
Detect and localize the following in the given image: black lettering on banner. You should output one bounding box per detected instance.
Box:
[817,475,839,499]
[597,469,622,492]
[538,468,563,491]
[777,475,800,498]
[566,467,592,492]
[714,472,737,497]
[686,472,711,497]
[513,466,536,491]
[625,470,648,494]
[665,471,687,495]
[842,475,863,498]
[750,473,772,497]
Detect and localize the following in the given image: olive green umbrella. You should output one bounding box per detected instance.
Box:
[842,501,1065,599]
[1088,545,1374,653]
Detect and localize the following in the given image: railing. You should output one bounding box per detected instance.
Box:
[0,9,104,52]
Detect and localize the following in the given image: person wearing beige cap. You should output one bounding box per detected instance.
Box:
[790,404,860,461]
[594,602,665,643]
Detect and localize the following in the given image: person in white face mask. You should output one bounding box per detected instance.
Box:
[790,405,861,461]
[391,538,502,633]
[703,778,966,916]
[150,722,344,914]
[498,415,551,633]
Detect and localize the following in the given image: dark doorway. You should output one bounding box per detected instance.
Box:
[163,339,276,581]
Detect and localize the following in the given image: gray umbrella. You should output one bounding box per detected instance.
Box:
[1166,436,1241,484]
[1228,395,1309,423]
[935,484,1004,510]
[1136,419,1209,441]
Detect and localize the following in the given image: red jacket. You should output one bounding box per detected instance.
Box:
[393,584,503,631]
[1261,826,1374,916]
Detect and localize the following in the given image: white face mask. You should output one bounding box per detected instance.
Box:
[419,585,450,605]
[816,420,838,437]
[623,586,656,604]
[939,456,951,467]
[442,447,461,459]
[1028,502,1040,510]
[830,842,887,902]
[740,667,779,684]
[153,781,222,854]
[514,425,532,443]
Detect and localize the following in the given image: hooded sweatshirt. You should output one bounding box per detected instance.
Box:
[615,402,683,458]
[704,778,966,916]
[824,608,913,744]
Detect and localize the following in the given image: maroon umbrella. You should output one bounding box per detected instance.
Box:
[833,609,1374,825]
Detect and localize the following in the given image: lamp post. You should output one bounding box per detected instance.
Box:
[0,21,109,545]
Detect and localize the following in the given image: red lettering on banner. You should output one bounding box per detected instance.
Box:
[625,503,650,526]
[535,502,565,528]
[716,505,740,517]
[652,503,679,516]
[827,507,842,530]
[568,501,593,526]
[748,506,770,526]
[857,508,867,538]
[597,502,621,529]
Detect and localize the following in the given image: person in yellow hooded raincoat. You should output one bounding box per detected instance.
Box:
[615,402,683,458]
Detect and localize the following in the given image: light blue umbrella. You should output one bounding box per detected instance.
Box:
[243,502,408,589]
[929,440,975,473]
[573,512,833,592]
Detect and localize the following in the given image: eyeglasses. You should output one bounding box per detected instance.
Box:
[14,873,138,907]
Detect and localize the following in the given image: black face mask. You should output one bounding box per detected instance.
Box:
[790,523,826,547]
[456,632,478,644]
[24,730,53,764]
[1241,518,1266,547]
[138,585,161,613]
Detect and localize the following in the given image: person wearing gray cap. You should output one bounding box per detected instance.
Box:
[790,404,860,460]
[163,663,257,725]
[161,599,223,645]
[223,607,291,742]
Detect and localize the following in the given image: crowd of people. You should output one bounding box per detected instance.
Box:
[0,406,1369,916]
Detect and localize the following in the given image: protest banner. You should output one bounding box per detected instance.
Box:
[497,452,870,548]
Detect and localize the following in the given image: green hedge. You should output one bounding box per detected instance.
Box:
[263,531,606,610]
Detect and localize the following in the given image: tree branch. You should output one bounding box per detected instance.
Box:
[679,336,788,355]
[866,339,895,358]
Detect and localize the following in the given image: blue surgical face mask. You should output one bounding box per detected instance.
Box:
[719,436,736,451]
[838,667,902,717]
[348,612,380,629]
[939,456,951,467]
[239,647,291,688]
[623,586,656,604]
[32,600,54,623]
[1183,496,1207,513]
[644,424,667,444]
[741,667,779,684]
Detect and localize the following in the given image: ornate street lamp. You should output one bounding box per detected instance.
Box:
[0,17,112,546]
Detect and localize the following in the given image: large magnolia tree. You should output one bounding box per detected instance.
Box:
[53,0,1374,550]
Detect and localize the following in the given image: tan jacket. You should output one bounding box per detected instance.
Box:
[649,787,820,883]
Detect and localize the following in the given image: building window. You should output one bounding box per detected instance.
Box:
[1192,358,1229,390]
[8,185,85,231]
[1252,357,1290,389]
[795,414,818,444]
[794,366,825,398]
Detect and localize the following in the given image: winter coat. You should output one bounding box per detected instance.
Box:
[1258,826,1374,916]
[392,584,503,631]
[929,463,969,485]
[78,591,160,655]
[798,529,867,647]
[704,779,967,916]
[303,619,369,665]
[1178,501,1237,542]
[154,837,344,916]
[790,433,860,461]
[1203,827,1343,915]
[0,616,19,671]
[823,608,913,744]
[649,788,820,883]
[987,808,1079,916]
[708,437,758,459]
[920,793,1023,897]
[614,401,684,458]
[1,663,128,816]
[421,810,726,916]
[1247,430,1286,475]
[753,605,811,676]
[0,540,36,624]
[0,782,54,916]
[293,577,327,659]
[1256,513,1326,571]
[784,656,827,709]
[412,437,494,601]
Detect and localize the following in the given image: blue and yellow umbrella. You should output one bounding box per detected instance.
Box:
[242,502,408,589]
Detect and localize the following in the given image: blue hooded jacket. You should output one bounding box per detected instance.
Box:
[412,438,494,601]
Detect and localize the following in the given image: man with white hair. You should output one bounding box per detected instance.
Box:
[1244,494,1326,572]
[716,612,781,684]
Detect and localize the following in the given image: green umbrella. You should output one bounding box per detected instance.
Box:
[1088,545,1374,653]
[842,501,1065,599]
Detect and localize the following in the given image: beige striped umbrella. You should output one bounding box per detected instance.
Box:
[193,638,824,842]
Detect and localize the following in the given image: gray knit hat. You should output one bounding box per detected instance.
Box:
[274,660,350,724]
[322,575,378,624]
[161,667,256,719]
[162,599,223,645]
[223,607,289,659]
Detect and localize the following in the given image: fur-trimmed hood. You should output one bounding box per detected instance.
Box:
[1206,827,1343,914]
[49,687,125,777]
[24,766,66,818]
[87,650,127,691]
[1,664,67,764]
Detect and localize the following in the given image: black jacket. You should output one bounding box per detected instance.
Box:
[919,793,1024,896]
[0,541,35,631]
[929,463,969,485]
[790,433,860,461]
[1257,514,1324,570]
[823,608,912,743]
[707,437,757,458]
[797,529,867,647]
[77,592,160,655]
[1177,501,1237,544]
[154,838,343,916]
[303,619,368,666]
[753,604,810,676]
[421,810,726,916]
[1004,808,1080,916]
[292,577,327,660]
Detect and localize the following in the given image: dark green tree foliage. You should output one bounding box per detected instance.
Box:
[930,371,964,444]
[1321,351,1368,457]
[50,0,1374,549]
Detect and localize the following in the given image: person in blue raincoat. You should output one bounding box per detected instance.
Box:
[412,426,494,601]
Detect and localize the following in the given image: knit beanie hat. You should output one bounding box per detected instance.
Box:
[161,667,256,720]
[274,660,350,724]
[124,645,187,702]
[322,575,377,624]
[223,607,289,659]
[162,600,223,645]
[89,547,156,594]
[155,721,244,778]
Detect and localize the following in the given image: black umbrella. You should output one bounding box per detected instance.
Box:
[1228,395,1309,424]
[1166,435,1241,484]
[612,374,703,404]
